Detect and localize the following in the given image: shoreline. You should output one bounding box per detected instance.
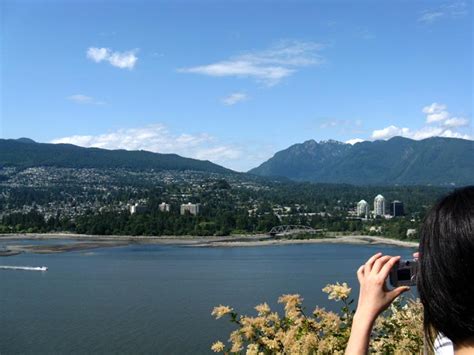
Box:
[203,235,418,248]
[0,233,418,255]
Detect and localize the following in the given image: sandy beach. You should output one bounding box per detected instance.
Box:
[0,233,418,255]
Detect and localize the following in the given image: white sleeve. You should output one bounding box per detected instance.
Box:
[434,334,454,355]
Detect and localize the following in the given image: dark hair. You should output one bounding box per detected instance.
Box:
[417,186,474,346]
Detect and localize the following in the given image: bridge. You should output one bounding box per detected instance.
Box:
[268,225,323,237]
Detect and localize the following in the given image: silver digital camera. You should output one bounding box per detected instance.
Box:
[389,259,418,287]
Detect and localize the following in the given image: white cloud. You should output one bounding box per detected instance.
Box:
[410,126,446,140]
[371,125,410,140]
[422,103,470,127]
[51,124,249,170]
[445,1,469,17]
[346,138,364,145]
[418,2,468,24]
[370,125,471,141]
[443,117,469,128]
[422,102,449,123]
[87,47,109,62]
[438,129,472,139]
[422,102,446,114]
[178,40,324,86]
[426,111,450,123]
[418,11,444,24]
[222,92,248,106]
[367,103,471,141]
[67,94,105,105]
[87,47,138,69]
[108,51,138,69]
[319,120,339,129]
[194,146,242,161]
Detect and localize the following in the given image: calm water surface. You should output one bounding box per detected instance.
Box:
[0,242,416,354]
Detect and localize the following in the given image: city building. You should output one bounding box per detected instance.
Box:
[391,200,404,217]
[356,200,369,218]
[373,194,386,216]
[130,203,148,215]
[180,202,201,216]
[159,202,171,212]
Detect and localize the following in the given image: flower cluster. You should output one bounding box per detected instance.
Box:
[371,300,424,353]
[322,282,351,301]
[211,282,423,354]
[212,305,234,319]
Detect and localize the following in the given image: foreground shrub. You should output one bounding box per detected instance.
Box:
[211,282,423,354]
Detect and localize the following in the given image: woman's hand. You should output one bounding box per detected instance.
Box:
[354,252,410,325]
[345,253,410,355]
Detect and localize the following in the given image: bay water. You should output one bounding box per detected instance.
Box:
[0,242,417,354]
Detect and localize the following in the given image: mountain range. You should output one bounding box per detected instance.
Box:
[248,136,474,186]
[1,136,472,186]
[0,138,232,174]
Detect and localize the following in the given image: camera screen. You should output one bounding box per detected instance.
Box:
[397,268,411,281]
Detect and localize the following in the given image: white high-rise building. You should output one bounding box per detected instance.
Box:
[180,202,201,216]
[357,200,369,217]
[374,194,386,216]
[159,202,170,212]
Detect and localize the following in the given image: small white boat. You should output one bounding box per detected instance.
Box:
[0,265,48,271]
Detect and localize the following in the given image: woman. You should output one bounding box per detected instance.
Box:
[345,186,474,354]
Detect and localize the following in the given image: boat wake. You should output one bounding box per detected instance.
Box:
[0,265,48,271]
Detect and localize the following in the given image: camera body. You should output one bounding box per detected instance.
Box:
[389,259,418,287]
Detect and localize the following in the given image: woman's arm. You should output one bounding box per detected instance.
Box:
[345,253,410,355]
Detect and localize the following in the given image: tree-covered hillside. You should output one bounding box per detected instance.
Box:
[249,136,474,186]
[0,139,232,173]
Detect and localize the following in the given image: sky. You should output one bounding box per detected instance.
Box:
[1,0,472,171]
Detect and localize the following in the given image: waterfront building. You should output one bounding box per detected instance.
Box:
[159,202,171,212]
[130,203,148,215]
[356,200,369,218]
[374,194,386,216]
[391,200,404,217]
[180,202,201,216]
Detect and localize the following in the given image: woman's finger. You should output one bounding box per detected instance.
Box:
[388,286,410,301]
[364,252,383,272]
[380,256,401,280]
[357,265,365,282]
[371,255,392,274]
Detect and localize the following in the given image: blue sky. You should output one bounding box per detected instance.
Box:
[2,0,472,171]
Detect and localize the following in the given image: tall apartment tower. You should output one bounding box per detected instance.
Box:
[374,194,386,216]
[391,200,404,217]
[357,200,369,217]
[180,202,201,216]
[159,202,171,212]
